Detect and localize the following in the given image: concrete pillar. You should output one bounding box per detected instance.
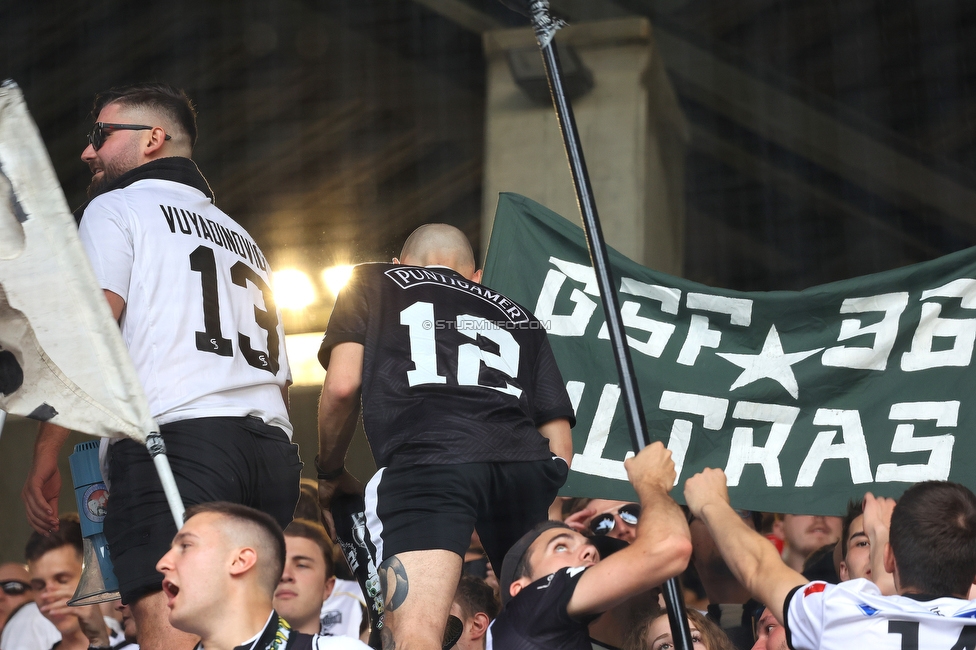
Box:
[481,17,689,274]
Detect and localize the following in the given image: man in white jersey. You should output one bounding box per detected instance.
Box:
[685,471,976,650]
[21,83,302,650]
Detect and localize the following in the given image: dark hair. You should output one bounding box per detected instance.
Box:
[93,82,198,147]
[283,518,335,578]
[626,608,736,650]
[453,574,500,622]
[889,481,976,596]
[184,502,286,593]
[840,499,863,561]
[499,521,571,604]
[25,513,82,563]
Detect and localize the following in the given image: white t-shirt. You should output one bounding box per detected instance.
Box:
[78,176,292,435]
[0,602,60,650]
[320,579,367,639]
[786,579,976,650]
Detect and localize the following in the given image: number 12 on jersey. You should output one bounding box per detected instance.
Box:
[400,301,522,398]
[189,245,280,375]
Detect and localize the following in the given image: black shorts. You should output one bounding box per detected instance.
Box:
[363,457,568,571]
[103,416,303,604]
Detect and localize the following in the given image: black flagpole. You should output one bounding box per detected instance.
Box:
[498,2,694,649]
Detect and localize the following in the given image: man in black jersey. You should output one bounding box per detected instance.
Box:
[490,442,692,649]
[316,224,575,650]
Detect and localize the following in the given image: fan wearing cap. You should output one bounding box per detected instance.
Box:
[490,442,692,649]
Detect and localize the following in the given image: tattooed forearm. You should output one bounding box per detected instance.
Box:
[379,556,409,611]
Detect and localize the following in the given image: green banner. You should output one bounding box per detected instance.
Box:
[483,193,976,515]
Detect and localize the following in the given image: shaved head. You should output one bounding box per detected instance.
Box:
[183,502,286,596]
[399,224,478,280]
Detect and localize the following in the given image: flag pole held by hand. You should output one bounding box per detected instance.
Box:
[495,3,694,649]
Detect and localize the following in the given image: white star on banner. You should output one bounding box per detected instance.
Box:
[716,325,823,399]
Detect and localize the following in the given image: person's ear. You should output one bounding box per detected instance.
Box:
[229,547,258,577]
[144,126,169,156]
[839,560,850,582]
[510,576,531,599]
[883,543,896,576]
[470,612,490,639]
[471,269,483,283]
[323,575,336,601]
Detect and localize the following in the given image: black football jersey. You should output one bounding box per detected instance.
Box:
[488,567,597,650]
[319,263,575,468]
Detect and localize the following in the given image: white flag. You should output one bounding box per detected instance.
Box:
[0,80,151,442]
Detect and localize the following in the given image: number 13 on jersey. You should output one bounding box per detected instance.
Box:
[189,245,280,374]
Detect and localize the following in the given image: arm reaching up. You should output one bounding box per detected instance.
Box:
[567,442,692,617]
[862,492,897,595]
[684,468,806,624]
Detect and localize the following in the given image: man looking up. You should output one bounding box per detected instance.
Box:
[685,470,976,649]
[21,82,302,650]
[490,442,692,649]
[317,223,575,649]
[157,502,369,650]
[274,519,337,634]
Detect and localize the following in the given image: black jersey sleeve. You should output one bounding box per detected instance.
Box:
[489,567,598,649]
[529,337,577,428]
[318,264,371,369]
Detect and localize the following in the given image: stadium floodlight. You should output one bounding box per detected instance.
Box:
[273,268,317,310]
[322,264,355,296]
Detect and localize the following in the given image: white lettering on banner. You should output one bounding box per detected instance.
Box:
[659,391,729,485]
[597,279,680,358]
[535,268,598,337]
[534,258,600,336]
[566,380,585,416]
[875,401,957,482]
[902,279,976,371]
[822,293,908,371]
[678,293,753,366]
[795,409,873,487]
[572,383,633,480]
[725,402,800,487]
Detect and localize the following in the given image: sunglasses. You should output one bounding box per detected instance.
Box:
[0,580,30,596]
[589,504,641,536]
[87,122,171,151]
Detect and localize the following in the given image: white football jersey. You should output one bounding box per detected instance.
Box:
[320,578,367,639]
[787,579,976,650]
[79,176,292,435]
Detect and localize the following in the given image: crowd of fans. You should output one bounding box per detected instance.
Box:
[7,464,973,650]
